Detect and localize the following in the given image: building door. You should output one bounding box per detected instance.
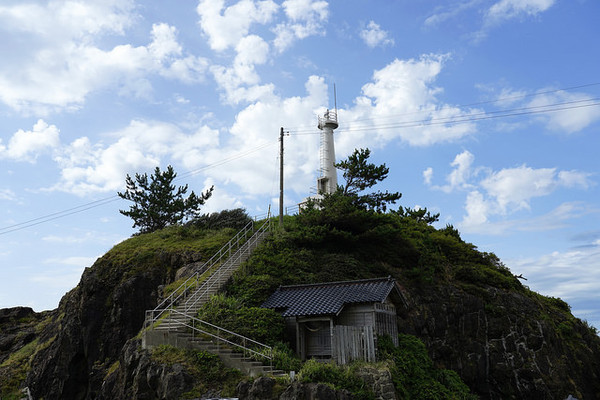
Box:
[303,321,331,359]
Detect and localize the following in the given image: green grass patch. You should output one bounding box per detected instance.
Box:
[100,226,236,276]
[0,339,39,399]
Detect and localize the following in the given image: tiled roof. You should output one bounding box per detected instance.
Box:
[261,277,396,317]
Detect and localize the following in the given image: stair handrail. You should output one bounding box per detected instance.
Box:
[182,220,270,314]
[145,217,271,328]
[169,309,273,362]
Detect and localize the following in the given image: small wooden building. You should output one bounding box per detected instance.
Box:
[262,276,403,364]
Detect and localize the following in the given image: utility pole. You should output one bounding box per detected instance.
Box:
[279,127,284,228]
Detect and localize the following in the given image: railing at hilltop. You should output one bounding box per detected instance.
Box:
[144,217,271,328]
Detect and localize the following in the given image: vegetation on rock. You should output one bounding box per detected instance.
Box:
[1,173,599,399]
[196,294,285,345]
[377,334,475,399]
[118,165,214,234]
[150,345,242,398]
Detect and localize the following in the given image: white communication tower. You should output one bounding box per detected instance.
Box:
[316,104,338,194]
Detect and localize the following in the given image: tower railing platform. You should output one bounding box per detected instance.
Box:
[318,109,338,129]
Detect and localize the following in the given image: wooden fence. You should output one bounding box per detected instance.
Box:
[332,325,375,364]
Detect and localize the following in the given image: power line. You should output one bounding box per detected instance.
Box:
[0,140,278,236]
[3,84,599,235]
[0,196,121,236]
[288,98,600,135]
[175,141,276,181]
[286,82,600,134]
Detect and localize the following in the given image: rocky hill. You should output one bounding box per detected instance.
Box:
[1,207,599,399]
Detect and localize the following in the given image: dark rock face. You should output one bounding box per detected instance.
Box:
[354,363,397,400]
[0,307,40,364]
[3,243,598,400]
[397,285,600,400]
[237,376,277,400]
[100,339,195,400]
[24,252,180,400]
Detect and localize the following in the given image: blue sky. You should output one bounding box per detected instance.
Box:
[1,0,599,329]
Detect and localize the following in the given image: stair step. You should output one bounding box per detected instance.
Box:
[143,226,273,378]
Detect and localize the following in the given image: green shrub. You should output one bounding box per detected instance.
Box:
[377,335,476,399]
[197,294,284,345]
[544,296,571,313]
[299,359,375,400]
[226,274,282,306]
[187,208,252,230]
[557,321,577,340]
[272,342,302,372]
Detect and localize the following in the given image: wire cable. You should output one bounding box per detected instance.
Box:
[0,140,278,236]
[0,197,121,235]
[288,99,600,135]
[3,85,599,235]
[286,82,600,134]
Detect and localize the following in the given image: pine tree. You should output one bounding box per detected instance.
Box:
[335,148,401,212]
[118,165,213,234]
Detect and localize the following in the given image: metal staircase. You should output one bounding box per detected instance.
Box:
[142,218,284,376]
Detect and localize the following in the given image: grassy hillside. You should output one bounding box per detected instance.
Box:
[218,203,600,398]
[2,206,599,399]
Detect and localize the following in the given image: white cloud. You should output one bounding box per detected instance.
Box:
[0,120,60,162]
[470,0,555,41]
[0,189,17,202]
[479,165,592,214]
[282,0,327,20]
[462,190,492,228]
[480,165,558,213]
[479,84,600,134]
[558,170,594,189]
[148,23,182,60]
[360,21,394,48]
[44,256,97,268]
[0,2,207,114]
[427,150,477,192]
[486,0,555,24]
[211,34,272,104]
[0,1,136,39]
[31,265,88,291]
[342,55,479,148]
[428,152,594,234]
[494,87,528,107]
[273,0,329,52]
[50,120,220,195]
[196,0,279,51]
[465,167,591,233]
[42,231,100,244]
[448,151,476,189]
[527,91,600,134]
[47,75,326,201]
[237,35,270,66]
[219,75,327,195]
[424,0,481,28]
[422,0,555,42]
[462,200,592,235]
[423,167,433,185]
[508,242,600,328]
